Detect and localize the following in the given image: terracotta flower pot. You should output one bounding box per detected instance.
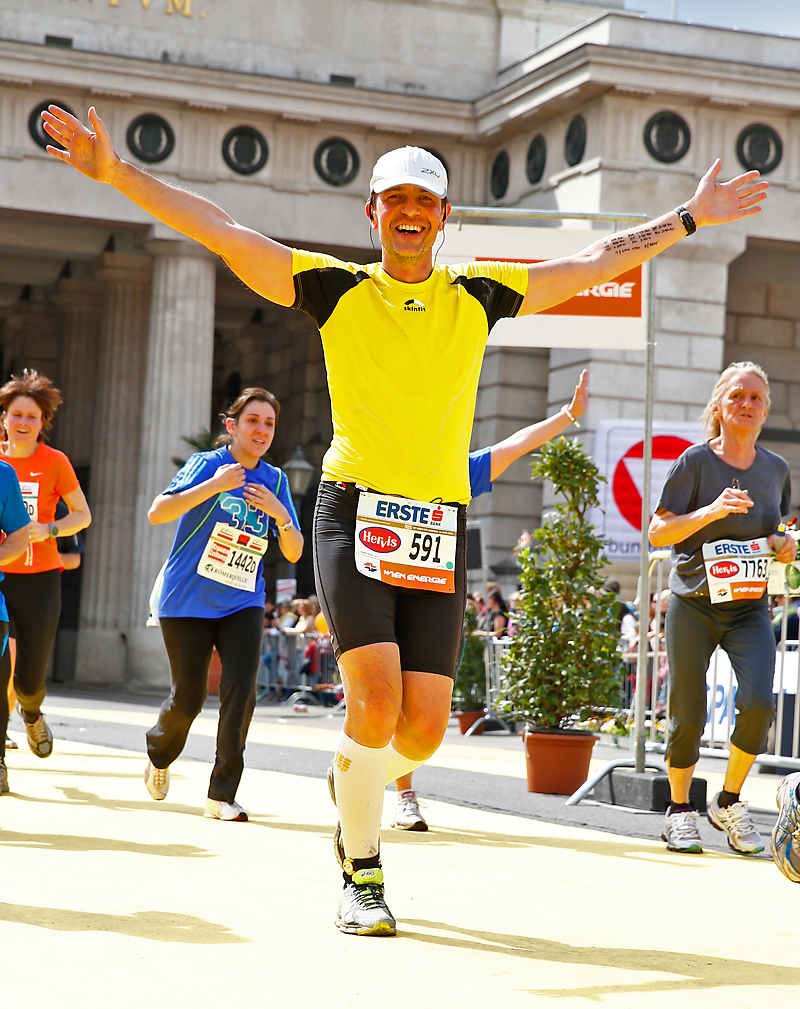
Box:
[455,710,484,735]
[207,647,222,696]
[523,729,596,794]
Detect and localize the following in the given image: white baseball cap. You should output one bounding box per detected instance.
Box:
[369,146,448,198]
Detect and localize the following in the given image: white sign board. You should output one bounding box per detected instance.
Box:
[275,578,297,604]
[589,419,703,563]
[438,223,648,350]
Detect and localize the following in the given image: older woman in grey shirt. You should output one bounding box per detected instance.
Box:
[649,361,796,856]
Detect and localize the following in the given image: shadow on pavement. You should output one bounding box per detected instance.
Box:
[0,903,247,943]
[0,830,211,858]
[402,919,800,995]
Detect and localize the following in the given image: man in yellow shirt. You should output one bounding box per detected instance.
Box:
[44,104,767,936]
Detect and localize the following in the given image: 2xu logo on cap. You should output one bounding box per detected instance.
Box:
[359,526,401,553]
[710,561,739,579]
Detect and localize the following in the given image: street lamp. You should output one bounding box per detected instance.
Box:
[283,445,315,499]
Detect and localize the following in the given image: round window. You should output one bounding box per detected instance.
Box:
[736,124,782,175]
[29,100,76,151]
[126,114,175,164]
[222,126,269,176]
[526,134,546,185]
[490,151,510,200]
[643,111,691,164]
[314,138,360,187]
[564,115,586,168]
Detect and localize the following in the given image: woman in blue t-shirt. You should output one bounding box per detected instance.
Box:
[144,388,303,821]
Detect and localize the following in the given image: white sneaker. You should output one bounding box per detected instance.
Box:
[708,792,764,854]
[143,759,170,800]
[204,798,248,821]
[391,790,428,832]
[662,808,703,853]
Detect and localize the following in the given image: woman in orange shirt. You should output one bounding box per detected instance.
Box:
[0,371,91,765]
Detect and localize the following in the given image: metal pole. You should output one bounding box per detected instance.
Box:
[633,258,657,774]
[449,207,649,225]
[776,591,789,758]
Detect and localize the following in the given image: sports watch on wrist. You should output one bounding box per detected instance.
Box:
[674,205,697,236]
[48,523,59,539]
[277,519,293,534]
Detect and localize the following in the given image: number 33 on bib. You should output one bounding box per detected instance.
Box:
[354,492,457,593]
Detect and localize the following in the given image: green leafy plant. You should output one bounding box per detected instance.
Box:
[452,605,486,712]
[172,429,217,468]
[501,437,622,731]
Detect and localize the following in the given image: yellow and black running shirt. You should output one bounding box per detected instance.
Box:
[292,250,528,504]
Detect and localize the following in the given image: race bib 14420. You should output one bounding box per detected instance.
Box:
[355,493,457,593]
[197,522,268,592]
[702,537,770,604]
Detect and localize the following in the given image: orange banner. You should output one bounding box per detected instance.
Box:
[476,259,642,318]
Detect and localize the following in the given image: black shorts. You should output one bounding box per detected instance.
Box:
[313,482,467,677]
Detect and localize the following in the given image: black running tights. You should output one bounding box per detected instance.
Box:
[0,569,61,740]
[147,607,264,803]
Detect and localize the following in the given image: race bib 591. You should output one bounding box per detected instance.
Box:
[355,493,457,593]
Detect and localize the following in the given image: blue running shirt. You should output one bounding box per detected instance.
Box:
[157,448,300,619]
[0,460,32,623]
[468,447,492,499]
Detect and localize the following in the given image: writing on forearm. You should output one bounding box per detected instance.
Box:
[603,219,676,257]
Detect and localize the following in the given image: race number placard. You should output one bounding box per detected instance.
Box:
[702,537,770,604]
[19,481,39,522]
[197,522,268,592]
[355,492,457,593]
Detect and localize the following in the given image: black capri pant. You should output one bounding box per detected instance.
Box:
[665,592,775,768]
[146,606,264,803]
[0,569,61,740]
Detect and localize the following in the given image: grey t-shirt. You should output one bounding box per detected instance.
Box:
[655,442,791,595]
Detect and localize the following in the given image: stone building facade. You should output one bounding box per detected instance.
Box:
[1,1,799,683]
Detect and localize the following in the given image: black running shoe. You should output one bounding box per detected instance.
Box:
[336,867,396,936]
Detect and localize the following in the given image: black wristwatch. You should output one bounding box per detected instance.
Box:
[674,205,697,236]
[48,523,59,539]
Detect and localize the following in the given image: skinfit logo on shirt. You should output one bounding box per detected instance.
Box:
[404,299,425,312]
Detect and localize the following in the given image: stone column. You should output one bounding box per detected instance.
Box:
[76,253,153,684]
[470,345,551,597]
[126,240,217,687]
[52,277,102,469]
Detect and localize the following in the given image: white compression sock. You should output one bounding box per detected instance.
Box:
[384,741,428,786]
[333,730,389,860]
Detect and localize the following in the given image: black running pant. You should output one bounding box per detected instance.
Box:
[147,607,263,803]
[665,592,775,768]
[0,569,61,740]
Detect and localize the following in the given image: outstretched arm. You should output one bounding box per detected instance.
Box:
[42,106,295,307]
[519,161,768,316]
[489,370,587,481]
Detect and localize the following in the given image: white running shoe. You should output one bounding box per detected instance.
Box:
[5,734,18,750]
[336,866,396,937]
[662,808,703,853]
[0,758,8,795]
[391,790,428,832]
[707,792,764,854]
[771,772,800,883]
[204,798,248,821]
[19,707,53,758]
[143,759,170,800]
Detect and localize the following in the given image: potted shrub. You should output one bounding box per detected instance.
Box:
[501,437,622,793]
[452,605,487,734]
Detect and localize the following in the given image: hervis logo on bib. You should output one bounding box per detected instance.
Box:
[710,561,739,579]
[359,526,401,553]
[404,299,425,312]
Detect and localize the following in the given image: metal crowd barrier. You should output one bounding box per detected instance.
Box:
[463,636,515,736]
[257,629,341,706]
